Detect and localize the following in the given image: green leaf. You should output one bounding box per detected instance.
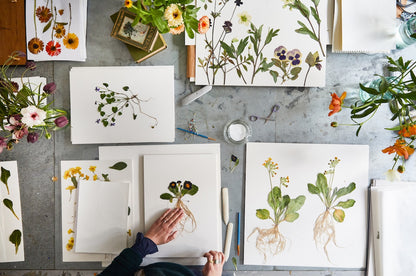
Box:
[267,186,281,209]
[103,83,109,87]
[310,7,321,24]
[296,0,310,18]
[237,37,249,56]
[232,257,238,271]
[168,183,179,195]
[160,193,174,201]
[290,66,302,76]
[307,183,320,194]
[1,167,11,194]
[355,124,362,136]
[43,20,52,33]
[128,207,131,216]
[109,162,127,171]
[285,212,299,222]
[359,83,379,95]
[379,76,389,94]
[316,173,328,197]
[295,26,318,41]
[287,195,306,213]
[9,229,21,254]
[220,42,236,59]
[333,209,345,222]
[351,105,377,119]
[269,70,279,83]
[3,199,19,220]
[335,182,356,198]
[102,174,110,181]
[396,91,416,100]
[187,184,199,196]
[122,86,129,91]
[256,209,270,220]
[112,106,118,113]
[336,199,356,209]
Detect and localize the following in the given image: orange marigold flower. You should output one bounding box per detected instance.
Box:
[36,6,52,23]
[382,139,415,160]
[398,124,416,138]
[198,16,210,34]
[328,92,346,116]
[28,37,44,54]
[169,24,185,35]
[63,33,79,50]
[54,24,66,39]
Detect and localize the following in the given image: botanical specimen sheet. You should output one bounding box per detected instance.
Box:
[25,0,87,61]
[370,180,416,276]
[61,160,133,262]
[195,0,327,87]
[244,143,368,268]
[143,154,222,258]
[0,161,24,262]
[99,144,221,265]
[70,66,175,144]
[75,180,130,254]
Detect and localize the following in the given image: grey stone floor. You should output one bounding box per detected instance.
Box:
[0,0,415,275]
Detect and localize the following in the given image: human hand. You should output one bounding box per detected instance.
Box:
[202,250,225,276]
[144,208,184,245]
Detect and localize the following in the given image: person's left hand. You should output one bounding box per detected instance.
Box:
[144,208,184,245]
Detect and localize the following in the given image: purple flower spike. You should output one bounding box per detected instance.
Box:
[16,51,26,57]
[25,61,37,71]
[54,116,68,128]
[27,132,39,143]
[43,82,57,94]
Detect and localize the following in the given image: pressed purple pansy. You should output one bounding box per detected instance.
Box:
[234,0,243,6]
[287,49,302,66]
[223,21,232,33]
[274,46,287,61]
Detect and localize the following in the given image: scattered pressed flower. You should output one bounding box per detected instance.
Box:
[28,38,44,54]
[164,4,183,27]
[382,139,415,160]
[274,46,287,61]
[124,0,133,8]
[230,154,240,173]
[234,0,243,6]
[67,228,74,234]
[238,11,251,26]
[21,106,47,127]
[27,132,39,143]
[54,116,68,128]
[287,49,302,66]
[183,181,193,190]
[93,174,98,181]
[43,82,56,94]
[89,166,96,173]
[15,51,26,57]
[198,16,210,34]
[328,92,346,116]
[169,181,177,188]
[63,33,79,50]
[169,24,185,35]
[45,41,62,56]
[223,21,233,33]
[36,6,52,23]
[127,229,132,236]
[66,185,76,192]
[54,24,66,39]
[25,61,36,71]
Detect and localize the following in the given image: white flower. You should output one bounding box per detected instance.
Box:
[21,105,47,127]
[238,11,252,26]
[385,169,401,182]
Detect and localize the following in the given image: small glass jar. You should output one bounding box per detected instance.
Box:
[223,120,251,144]
[396,17,416,49]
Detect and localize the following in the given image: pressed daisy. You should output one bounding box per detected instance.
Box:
[198,16,210,34]
[238,11,251,26]
[28,37,44,54]
[164,4,183,27]
[124,0,133,8]
[45,41,62,56]
[169,24,185,35]
[54,24,66,39]
[36,6,52,23]
[63,33,79,50]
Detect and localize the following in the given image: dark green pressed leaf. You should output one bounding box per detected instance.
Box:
[308,183,320,194]
[291,66,302,76]
[256,209,270,220]
[335,182,356,198]
[336,199,356,209]
[310,7,321,24]
[112,107,118,113]
[281,195,290,209]
[379,76,389,94]
[70,176,78,188]
[103,83,109,87]
[316,173,328,196]
[396,91,416,100]
[102,174,110,181]
[359,83,380,95]
[237,37,248,56]
[109,162,128,171]
[43,20,52,33]
[160,193,173,200]
[270,70,279,83]
[188,184,199,196]
[1,166,10,194]
[351,105,377,119]
[220,42,236,59]
[122,86,129,91]
[128,207,131,216]
[3,199,19,220]
[9,229,21,254]
[355,124,362,136]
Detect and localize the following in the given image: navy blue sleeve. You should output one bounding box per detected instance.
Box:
[98,248,143,276]
[130,232,158,258]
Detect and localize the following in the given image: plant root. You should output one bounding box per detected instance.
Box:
[313,210,338,262]
[248,225,286,262]
[175,198,197,233]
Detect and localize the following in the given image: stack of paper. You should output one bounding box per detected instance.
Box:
[0,161,24,263]
[25,0,87,61]
[370,180,416,276]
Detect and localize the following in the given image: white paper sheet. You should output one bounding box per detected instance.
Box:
[61,160,133,262]
[195,0,327,87]
[69,66,175,144]
[244,143,368,268]
[143,154,222,258]
[0,161,24,263]
[75,180,129,254]
[25,0,87,61]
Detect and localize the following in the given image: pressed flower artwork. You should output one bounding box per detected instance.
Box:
[25,0,87,61]
[195,0,327,86]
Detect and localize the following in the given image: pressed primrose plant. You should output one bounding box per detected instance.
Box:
[160,180,199,233]
[248,158,305,261]
[307,157,355,261]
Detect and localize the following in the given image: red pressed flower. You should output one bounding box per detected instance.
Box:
[328,92,346,116]
[382,139,415,160]
[398,124,416,138]
[45,41,62,56]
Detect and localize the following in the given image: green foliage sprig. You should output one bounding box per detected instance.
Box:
[1,166,11,195]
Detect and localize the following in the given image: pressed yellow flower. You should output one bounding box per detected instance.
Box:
[28,37,44,54]
[63,170,71,179]
[69,237,74,243]
[89,166,96,173]
[54,24,66,39]
[84,175,90,180]
[238,11,252,26]
[93,174,98,181]
[66,185,76,192]
[66,243,73,251]
[127,229,132,236]
[164,4,183,27]
[124,0,133,8]
[67,228,74,234]
[63,33,79,50]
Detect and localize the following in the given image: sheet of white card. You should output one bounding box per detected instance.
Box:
[75,180,129,254]
[61,160,133,262]
[99,144,221,265]
[195,0,327,87]
[69,66,175,144]
[25,0,87,61]
[143,154,221,258]
[244,143,368,268]
[0,161,24,262]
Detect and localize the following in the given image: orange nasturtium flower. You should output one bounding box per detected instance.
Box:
[382,139,415,160]
[328,92,346,116]
[398,124,416,138]
[198,16,210,34]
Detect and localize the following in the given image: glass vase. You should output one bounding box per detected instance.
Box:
[396,17,416,49]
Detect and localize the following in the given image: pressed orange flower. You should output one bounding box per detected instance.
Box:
[84,175,90,180]
[382,139,415,160]
[58,9,64,15]
[398,124,416,138]
[54,24,66,39]
[36,6,52,23]
[63,170,71,180]
[93,174,98,181]
[89,166,96,172]
[328,92,346,116]
[28,37,44,54]
[66,185,76,192]
[198,16,210,34]
[63,33,79,49]
[67,228,74,234]
[169,24,185,35]
[125,0,133,8]
[45,41,62,56]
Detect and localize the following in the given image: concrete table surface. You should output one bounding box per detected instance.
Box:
[0,0,415,274]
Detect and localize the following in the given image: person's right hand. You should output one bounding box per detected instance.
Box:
[144,208,184,245]
[202,250,225,276]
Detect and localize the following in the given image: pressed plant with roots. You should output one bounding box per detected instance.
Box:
[248,158,305,261]
[160,180,199,233]
[307,157,356,262]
